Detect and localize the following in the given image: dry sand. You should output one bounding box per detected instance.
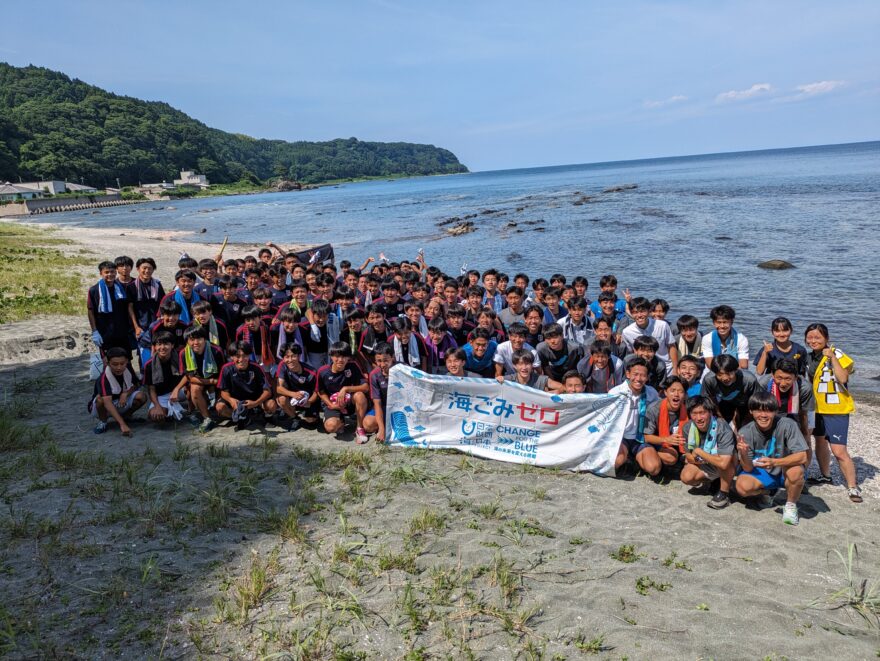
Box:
[0,223,878,659]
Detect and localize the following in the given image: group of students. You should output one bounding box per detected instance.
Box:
[85,245,862,524]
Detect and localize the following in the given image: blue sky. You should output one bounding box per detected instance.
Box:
[3,1,878,171]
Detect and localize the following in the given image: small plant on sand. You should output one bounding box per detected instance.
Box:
[812,542,880,627]
[610,544,644,563]
[233,548,280,623]
[574,632,610,654]
[662,551,692,571]
[409,508,447,535]
[635,576,671,596]
[473,497,505,519]
[488,553,521,607]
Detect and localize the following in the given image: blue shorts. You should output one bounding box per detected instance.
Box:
[365,409,375,418]
[814,413,849,445]
[737,466,786,490]
[622,438,651,456]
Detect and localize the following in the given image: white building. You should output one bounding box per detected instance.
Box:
[17,180,98,195]
[0,183,43,201]
[173,169,209,189]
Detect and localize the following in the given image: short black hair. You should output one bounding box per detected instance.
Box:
[748,390,780,412]
[329,341,352,358]
[710,354,739,374]
[686,396,717,415]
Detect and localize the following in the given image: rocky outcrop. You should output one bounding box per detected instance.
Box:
[602,184,638,193]
[446,221,476,236]
[757,259,796,270]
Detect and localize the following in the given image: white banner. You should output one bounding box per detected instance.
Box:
[385,365,629,476]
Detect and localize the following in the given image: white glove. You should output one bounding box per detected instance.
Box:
[91,330,103,347]
[310,324,321,342]
[460,262,468,276]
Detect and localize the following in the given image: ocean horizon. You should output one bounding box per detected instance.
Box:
[28,140,880,391]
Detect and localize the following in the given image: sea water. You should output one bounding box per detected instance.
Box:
[34,141,880,390]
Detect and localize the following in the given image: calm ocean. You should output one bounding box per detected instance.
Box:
[35,141,880,390]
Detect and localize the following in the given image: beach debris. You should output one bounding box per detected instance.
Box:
[446,221,476,236]
[757,259,796,270]
[603,183,638,193]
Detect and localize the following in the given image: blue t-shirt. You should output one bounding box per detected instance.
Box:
[463,340,498,372]
[589,299,627,320]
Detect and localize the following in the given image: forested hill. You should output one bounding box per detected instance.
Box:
[0,63,468,186]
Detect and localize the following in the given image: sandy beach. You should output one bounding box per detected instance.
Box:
[0,223,878,659]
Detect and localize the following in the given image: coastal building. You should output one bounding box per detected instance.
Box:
[16,180,99,195]
[173,169,210,189]
[0,183,43,201]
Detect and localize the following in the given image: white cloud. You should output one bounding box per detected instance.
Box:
[795,80,845,96]
[715,83,772,103]
[644,95,687,109]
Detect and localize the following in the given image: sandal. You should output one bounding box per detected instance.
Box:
[847,487,863,503]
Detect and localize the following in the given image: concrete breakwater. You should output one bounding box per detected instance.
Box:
[0,194,145,216]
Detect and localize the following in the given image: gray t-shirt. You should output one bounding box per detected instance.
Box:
[738,416,808,475]
[506,371,549,391]
[756,374,815,415]
[499,307,526,330]
[643,399,685,436]
[679,418,735,456]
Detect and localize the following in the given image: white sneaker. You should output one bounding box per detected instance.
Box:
[782,502,799,526]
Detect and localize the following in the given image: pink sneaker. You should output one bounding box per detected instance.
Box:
[355,427,369,444]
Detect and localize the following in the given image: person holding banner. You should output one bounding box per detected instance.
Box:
[508,349,563,392]
[609,357,661,476]
[363,343,395,442]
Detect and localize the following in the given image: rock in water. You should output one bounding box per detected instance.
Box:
[446,221,476,236]
[603,183,638,193]
[757,259,796,270]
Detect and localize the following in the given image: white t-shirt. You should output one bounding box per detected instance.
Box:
[701,330,750,361]
[609,381,660,439]
[492,341,540,373]
[621,319,675,374]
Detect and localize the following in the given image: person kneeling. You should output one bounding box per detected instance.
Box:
[275,343,319,431]
[89,346,147,436]
[679,396,736,509]
[317,341,370,443]
[216,341,277,430]
[144,331,187,425]
[734,391,808,525]
[609,357,661,477]
[643,376,691,470]
[180,325,225,433]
